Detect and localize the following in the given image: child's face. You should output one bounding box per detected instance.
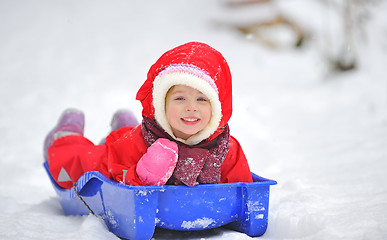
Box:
[165,85,211,140]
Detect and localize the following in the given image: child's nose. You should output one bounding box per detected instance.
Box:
[185,101,198,112]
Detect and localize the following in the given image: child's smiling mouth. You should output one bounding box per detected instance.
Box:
[181,117,201,125]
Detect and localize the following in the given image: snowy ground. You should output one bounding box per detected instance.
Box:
[1,0,387,239]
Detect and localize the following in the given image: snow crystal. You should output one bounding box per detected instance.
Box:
[181,217,215,229]
[246,201,265,212]
[136,190,154,197]
[255,214,264,220]
[103,210,118,229]
[138,216,143,223]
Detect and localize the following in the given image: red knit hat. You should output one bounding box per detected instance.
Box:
[136,42,232,145]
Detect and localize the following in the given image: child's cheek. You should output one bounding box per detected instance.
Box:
[167,106,179,126]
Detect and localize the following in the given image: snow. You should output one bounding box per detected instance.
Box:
[181,217,215,230]
[1,0,386,239]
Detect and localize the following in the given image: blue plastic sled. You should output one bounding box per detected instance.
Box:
[44,162,276,240]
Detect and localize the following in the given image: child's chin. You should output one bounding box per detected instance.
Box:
[184,130,202,137]
[175,130,198,140]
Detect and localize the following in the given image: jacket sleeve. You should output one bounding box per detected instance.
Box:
[220,136,253,183]
[105,125,148,186]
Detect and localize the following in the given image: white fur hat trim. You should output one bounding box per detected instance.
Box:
[153,64,222,145]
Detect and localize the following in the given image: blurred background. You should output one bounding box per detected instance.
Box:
[1,0,386,239]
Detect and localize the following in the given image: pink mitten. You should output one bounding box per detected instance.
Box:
[136,138,178,186]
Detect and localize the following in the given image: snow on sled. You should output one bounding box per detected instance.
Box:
[44,162,276,240]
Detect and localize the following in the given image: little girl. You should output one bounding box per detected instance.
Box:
[44,42,253,189]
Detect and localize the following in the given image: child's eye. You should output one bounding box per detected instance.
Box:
[175,97,184,101]
[197,97,208,102]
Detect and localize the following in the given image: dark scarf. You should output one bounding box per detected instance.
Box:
[141,116,230,186]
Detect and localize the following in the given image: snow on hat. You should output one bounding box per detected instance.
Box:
[153,64,222,145]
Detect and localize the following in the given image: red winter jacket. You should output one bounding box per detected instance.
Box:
[48,42,253,189]
[48,125,252,189]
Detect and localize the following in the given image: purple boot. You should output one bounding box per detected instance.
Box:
[44,109,85,161]
[110,109,139,131]
[99,110,139,145]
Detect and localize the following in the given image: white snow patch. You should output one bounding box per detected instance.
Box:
[247,201,265,212]
[104,210,118,228]
[136,190,154,197]
[181,217,215,229]
[255,214,264,220]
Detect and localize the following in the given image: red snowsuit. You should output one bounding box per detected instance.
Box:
[48,42,253,189]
